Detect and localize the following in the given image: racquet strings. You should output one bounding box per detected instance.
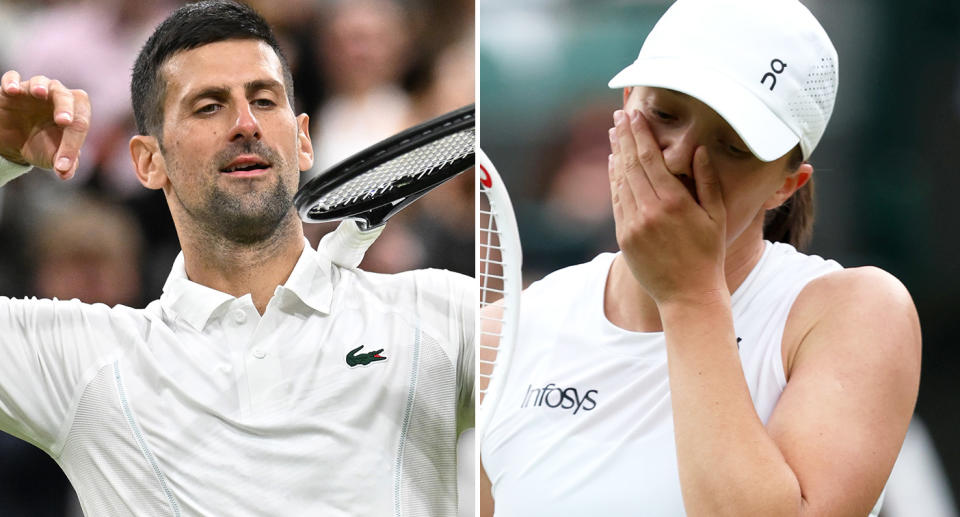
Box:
[478,177,508,405]
[309,128,475,216]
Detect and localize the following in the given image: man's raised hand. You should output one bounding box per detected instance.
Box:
[0,71,91,179]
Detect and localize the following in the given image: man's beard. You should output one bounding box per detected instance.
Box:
[202,177,293,245]
[170,139,296,245]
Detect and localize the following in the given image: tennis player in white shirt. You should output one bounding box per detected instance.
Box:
[0,1,473,516]
[480,1,920,515]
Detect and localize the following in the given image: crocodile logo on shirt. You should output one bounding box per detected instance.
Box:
[346,345,387,367]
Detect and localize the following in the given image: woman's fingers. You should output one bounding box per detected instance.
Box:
[627,110,687,202]
[692,146,725,222]
[613,109,657,205]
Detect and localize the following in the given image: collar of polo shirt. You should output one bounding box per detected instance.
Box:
[160,238,334,329]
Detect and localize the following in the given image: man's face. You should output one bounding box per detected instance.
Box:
[157,39,312,244]
[623,86,805,246]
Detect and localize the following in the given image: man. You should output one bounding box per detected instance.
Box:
[0,2,473,516]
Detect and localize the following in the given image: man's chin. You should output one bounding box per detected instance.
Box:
[211,209,295,245]
[202,182,296,244]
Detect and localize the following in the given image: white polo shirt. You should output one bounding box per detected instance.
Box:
[0,241,474,516]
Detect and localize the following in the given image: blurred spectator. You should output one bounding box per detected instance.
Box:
[302,0,475,276]
[246,0,325,116]
[29,193,144,307]
[409,2,474,122]
[517,102,618,281]
[311,0,414,172]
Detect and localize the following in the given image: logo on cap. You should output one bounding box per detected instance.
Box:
[761,59,788,91]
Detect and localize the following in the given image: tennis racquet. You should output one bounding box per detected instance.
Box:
[294,104,475,230]
[477,148,522,441]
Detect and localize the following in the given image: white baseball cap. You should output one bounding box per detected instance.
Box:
[608,0,838,162]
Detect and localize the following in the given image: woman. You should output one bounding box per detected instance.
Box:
[479,0,921,515]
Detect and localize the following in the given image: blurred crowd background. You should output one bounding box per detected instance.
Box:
[2,0,958,514]
[0,0,473,514]
[480,0,959,515]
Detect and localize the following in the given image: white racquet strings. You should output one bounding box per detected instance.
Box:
[477,148,522,440]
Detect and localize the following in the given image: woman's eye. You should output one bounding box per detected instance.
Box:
[651,109,675,121]
[726,143,750,157]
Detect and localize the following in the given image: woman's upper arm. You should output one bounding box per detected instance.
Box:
[768,266,921,515]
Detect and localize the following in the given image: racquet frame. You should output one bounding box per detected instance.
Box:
[294,104,475,229]
[477,148,522,441]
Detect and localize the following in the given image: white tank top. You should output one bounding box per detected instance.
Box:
[482,241,882,516]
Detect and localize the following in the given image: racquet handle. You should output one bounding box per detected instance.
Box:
[317,220,385,269]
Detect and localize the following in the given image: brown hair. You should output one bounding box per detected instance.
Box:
[763,147,814,250]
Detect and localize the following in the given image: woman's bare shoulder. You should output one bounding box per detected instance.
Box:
[782,265,920,380]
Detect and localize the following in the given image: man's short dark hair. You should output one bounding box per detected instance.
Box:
[131,0,295,138]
